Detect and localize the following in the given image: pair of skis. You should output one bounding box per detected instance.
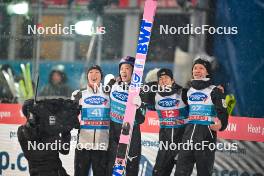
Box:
[2,66,18,99]
[112,0,157,175]
[1,63,34,103]
[19,63,34,100]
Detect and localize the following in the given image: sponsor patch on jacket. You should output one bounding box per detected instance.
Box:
[84,96,108,105]
[189,92,208,102]
[112,91,128,102]
[158,98,179,107]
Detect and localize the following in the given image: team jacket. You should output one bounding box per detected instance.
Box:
[147,82,188,143]
[72,85,110,150]
[183,79,228,143]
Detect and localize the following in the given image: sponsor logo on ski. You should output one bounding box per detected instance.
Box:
[135,60,144,68]
[112,91,128,102]
[84,96,107,105]
[112,164,125,176]
[132,73,141,83]
[137,20,152,55]
[158,98,179,107]
[189,92,208,102]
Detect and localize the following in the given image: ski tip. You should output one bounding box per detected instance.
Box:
[112,164,126,176]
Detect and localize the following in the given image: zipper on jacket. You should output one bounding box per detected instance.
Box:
[92,88,97,148]
[190,124,196,142]
[208,126,214,139]
[171,128,174,143]
[93,129,96,148]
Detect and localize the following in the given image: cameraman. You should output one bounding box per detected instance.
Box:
[17,99,71,176]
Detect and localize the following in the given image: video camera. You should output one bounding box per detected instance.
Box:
[22,98,80,137]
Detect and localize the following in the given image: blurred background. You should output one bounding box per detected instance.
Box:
[0,0,263,118]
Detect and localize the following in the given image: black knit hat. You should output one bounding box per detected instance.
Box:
[119,56,135,70]
[157,68,173,79]
[192,58,212,76]
[86,65,103,79]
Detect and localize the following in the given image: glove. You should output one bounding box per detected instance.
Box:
[132,95,142,109]
[225,94,236,115]
[217,85,225,93]
[210,117,222,131]
[115,76,121,82]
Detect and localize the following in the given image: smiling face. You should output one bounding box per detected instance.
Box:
[87,69,101,87]
[120,63,133,83]
[158,75,174,87]
[192,64,209,79]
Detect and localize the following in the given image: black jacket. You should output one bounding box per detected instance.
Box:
[182,79,228,144]
[17,125,71,175]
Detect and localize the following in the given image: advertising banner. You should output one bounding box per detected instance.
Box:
[0,104,263,176]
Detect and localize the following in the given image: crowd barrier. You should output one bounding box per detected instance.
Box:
[0,104,263,176]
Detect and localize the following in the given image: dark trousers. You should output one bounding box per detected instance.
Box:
[174,148,215,176]
[74,149,108,176]
[153,148,179,176]
[107,134,141,176]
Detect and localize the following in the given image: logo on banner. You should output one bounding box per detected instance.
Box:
[189,92,208,102]
[84,96,107,105]
[0,111,11,120]
[158,98,179,107]
[0,151,27,174]
[112,91,128,102]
